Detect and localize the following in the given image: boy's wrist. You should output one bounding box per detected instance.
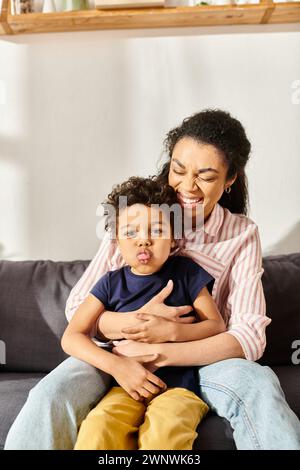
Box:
[96,352,122,376]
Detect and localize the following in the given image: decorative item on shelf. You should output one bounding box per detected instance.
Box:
[42,0,56,11]
[204,0,233,5]
[11,0,33,13]
[32,0,44,11]
[195,0,234,4]
[233,0,259,4]
[95,0,164,8]
[60,0,89,9]
[166,0,197,5]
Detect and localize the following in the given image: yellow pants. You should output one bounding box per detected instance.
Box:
[74,386,209,450]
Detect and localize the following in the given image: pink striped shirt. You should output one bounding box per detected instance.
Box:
[65,203,271,362]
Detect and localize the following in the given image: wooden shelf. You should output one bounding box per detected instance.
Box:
[1,1,300,35]
[268,1,300,23]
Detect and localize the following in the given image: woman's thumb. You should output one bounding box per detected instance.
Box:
[162,279,173,295]
[151,280,173,303]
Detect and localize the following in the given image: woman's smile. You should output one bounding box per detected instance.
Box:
[177,192,204,208]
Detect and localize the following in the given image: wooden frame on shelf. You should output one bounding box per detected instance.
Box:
[0,0,12,34]
[1,0,300,35]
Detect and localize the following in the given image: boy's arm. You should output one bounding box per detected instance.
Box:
[171,286,226,342]
[61,294,167,401]
[61,294,120,373]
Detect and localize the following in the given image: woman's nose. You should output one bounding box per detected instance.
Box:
[182,176,199,192]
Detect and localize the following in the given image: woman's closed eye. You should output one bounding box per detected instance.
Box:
[197,176,217,183]
[172,168,216,183]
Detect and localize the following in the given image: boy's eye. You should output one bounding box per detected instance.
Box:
[123,229,137,238]
[151,228,161,235]
[151,228,165,237]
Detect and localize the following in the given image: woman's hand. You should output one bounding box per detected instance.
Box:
[137,279,194,322]
[112,354,166,402]
[122,313,186,343]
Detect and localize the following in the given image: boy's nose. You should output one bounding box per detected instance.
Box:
[138,239,151,247]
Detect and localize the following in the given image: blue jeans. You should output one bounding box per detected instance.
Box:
[4,357,300,450]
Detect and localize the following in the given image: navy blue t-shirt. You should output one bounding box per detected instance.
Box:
[91,255,214,397]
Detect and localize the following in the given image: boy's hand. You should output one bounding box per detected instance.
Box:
[121,313,182,343]
[137,280,194,322]
[112,354,166,402]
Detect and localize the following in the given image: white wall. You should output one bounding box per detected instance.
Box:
[0,23,300,261]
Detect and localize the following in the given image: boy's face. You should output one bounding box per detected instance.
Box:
[117,204,176,275]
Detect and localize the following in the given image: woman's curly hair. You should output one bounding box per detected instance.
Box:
[155,109,251,215]
[103,176,180,236]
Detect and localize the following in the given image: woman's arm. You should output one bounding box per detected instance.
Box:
[118,286,226,343]
[97,280,194,341]
[112,226,270,365]
[118,284,226,344]
[112,332,244,368]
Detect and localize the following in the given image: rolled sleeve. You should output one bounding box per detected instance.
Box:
[226,224,271,361]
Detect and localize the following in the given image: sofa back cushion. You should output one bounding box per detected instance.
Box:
[0,259,89,372]
[260,253,300,366]
[0,253,299,372]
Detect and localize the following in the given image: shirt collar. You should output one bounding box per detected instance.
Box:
[203,203,224,236]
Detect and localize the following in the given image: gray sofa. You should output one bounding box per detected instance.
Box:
[1,254,300,450]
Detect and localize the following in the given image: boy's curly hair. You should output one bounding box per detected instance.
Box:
[103,176,180,236]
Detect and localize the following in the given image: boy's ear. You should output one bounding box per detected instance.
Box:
[171,239,177,248]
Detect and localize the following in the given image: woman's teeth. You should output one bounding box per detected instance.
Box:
[178,194,204,205]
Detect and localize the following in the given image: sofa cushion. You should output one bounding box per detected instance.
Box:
[194,414,236,450]
[0,372,46,450]
[260,253,300,366]
[0,260,89,373]
[271,365,300,418]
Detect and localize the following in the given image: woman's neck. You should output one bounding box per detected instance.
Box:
[191,207,213,231]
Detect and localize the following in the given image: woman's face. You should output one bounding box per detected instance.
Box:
[168,137,236,222]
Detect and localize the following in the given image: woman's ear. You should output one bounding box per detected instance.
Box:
[226,173,237,191]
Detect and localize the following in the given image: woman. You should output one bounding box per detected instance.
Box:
[5,109,300,450]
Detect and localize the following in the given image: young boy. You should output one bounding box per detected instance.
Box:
[61,176,226,450]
